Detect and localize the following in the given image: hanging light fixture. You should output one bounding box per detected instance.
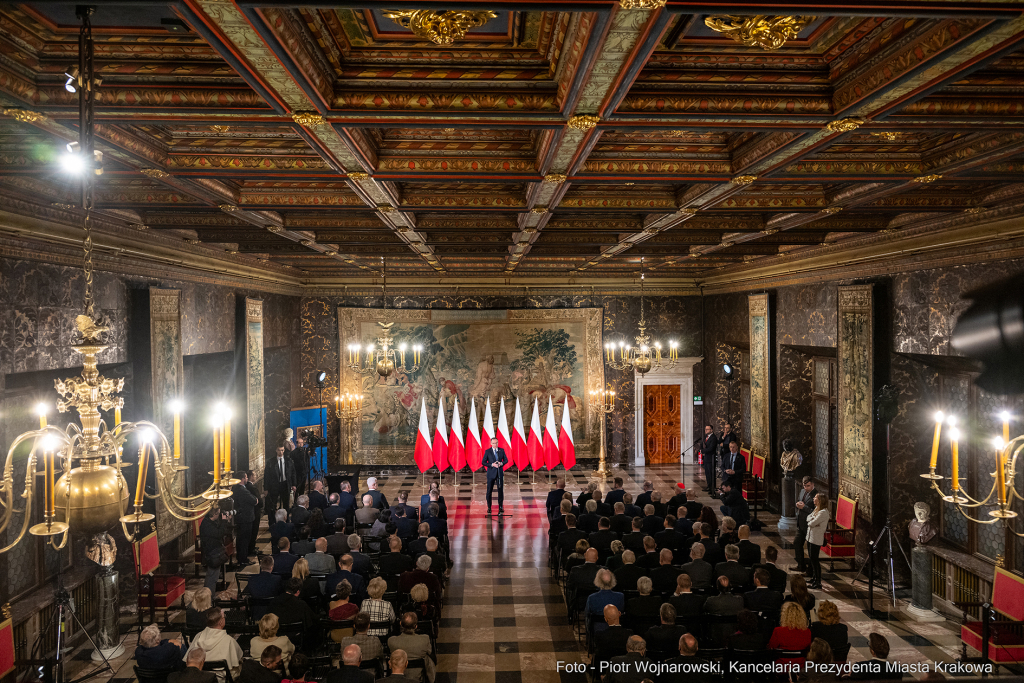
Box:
[0,7,231,552]
[604,257,679,376]
[347,257,421,379]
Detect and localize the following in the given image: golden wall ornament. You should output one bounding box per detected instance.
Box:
[3,108,45,123]
[762,228,779,235]
[219,204,239,212]
[227,249,238,254]
[679,207,699,215]
[567,115,600,131]
[51,202,76,210]
[822,206,843,214]
[531,207,548,214]
[210,125,230,134]
[965,206,985,214]
[544,174,567,184]
[377,205,396,213]
[643,227,660,235]
[443,128,455,134]
[912,174,943,183]
[185,239,201,245]
[619,0,667,8]
[267,226,283,233]
[383,9,497,45]
[704,15,815,51]
[871,131,903,142]
[129,223,148,230]
[291,112,326,127]
[826,117,865,134]
[141,168,170,179]
[731,175,757,185]
[346,172,368,180]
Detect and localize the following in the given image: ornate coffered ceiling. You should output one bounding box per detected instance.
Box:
[2,1,1024,285]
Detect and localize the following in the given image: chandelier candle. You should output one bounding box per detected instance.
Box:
[223,414,231,474]
[37,403,47,429]
[115,406,121,427]
[213,421,221,485]
[995,437,1008,506]
[929,411,944,469]
[135,441,149,507]
[1003,411,1011,444]
[44,442,55,519]
[950,427,960,491]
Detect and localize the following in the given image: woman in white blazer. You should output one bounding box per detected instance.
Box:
[805,494,830,589]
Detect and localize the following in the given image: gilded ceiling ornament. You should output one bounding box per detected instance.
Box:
[762,228,779,235]
[3,108,45,123]
[619,0,667,8]
[227,249,238,254]
[185,239,201,245]
[51,202,75,210]
[267,226,284,233]
[731,175,757,185]
[912,174,943,184]
[704,15,815,51]
[530,207,548,214]
[826,117,865,134]
[522,228,537,235]
[291,112,326,128]
[300,240,314,247]
[623,182,635,186]
[325,249,339,256]
[129,223,148,230]
[822,206,843,215]
[720,240,735,248]
[689,246,704,255]
[871,131,903,142]
[377,205,396,213]
[543,174,567,184]
[347,172,369,180]
[443,128,455,134]
[219,204,239,212]
[567,115,600,131]
[210,125,230,133]
[679,207,699,215]
[880,228,899,234]
[141,168,169,179]
[643,227,660,235]
[965,206,985,214]
[383,9,497,45]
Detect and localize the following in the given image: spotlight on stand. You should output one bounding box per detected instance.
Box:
[316,370,327,388]
[722,363,735,380]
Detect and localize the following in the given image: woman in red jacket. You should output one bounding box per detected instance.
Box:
[768,601,813,666]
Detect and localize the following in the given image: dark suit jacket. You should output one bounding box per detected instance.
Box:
[654,528,685,551]
[556,529,587,557]
[349,551,373,577]
[674,518,695,538]
[605,489,626,506]
[568,562,601,596]
[635,551,662,571]
[621,531,646,552]
[649,565,683,594]
[135,640,186,671]
[290,506,311,527]
[324,505,346,525]
[720,489,750,524]
[714,561,751,591]
[326,569,366,599]
[268,592,317,631]
[669,592,707,617]
[292,538,315,556]
[366,489,389,510]
[848,659,905,680]
[613,564,647,593]
[635,492,653,510]
[393,502,418,520]
[379,552,414,578]
[606,654,650,683]
[699,432,720,461]
[325,665,374,683]
[595,501,614,517]
[266,455,296,493]
[168,668,217,683]
[593,625,632,664]
[245,572,283,599]
[577,513,601,534]
[483,447,508,480]
[662,656,714,683]
[609,515,633,535]
[231,484,258,523]
[269,521,296,549]
[273,552,299,575]
[308,490,329,510]
[337,491,358,515]
[721,450,746,489]
[396,517,418,540]
[419,495,448,520]
[743,587,784,619]
[546,488,567,518]
[239,660,281,683]
[641,515,664,536]
[737,539,761,567]
[753,562,788,594]
[796,486,818,530]
[426,517,448,538]
[699,538,724,566]
[644,624,689,654]
[588,529,616,553]
[680,559,713,589]
[409,537,429,557]
[666,493,688,514]
[623,504,643,519]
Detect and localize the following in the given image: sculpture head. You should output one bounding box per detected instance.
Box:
[914,501,930,523]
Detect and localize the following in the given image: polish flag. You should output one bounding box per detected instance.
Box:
[544,396,560,470]
[496,398,514,471]
[413,397,433,473]
[512,398,528,470]
[559,396,576,469]
[527,398,544,471]
[449,397,466,471]
[466,398,483,472]
[433,392,449,471]
[483,398,496,443]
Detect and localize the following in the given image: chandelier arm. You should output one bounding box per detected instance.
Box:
[952,503,1003,525]
[1002,520,1024,538]
[0,451,39,554]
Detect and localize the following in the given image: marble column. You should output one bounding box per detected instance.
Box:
[778,473,798,532]
[904,546,943,621]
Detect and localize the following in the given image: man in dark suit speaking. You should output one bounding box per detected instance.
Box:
[483,437,509,515]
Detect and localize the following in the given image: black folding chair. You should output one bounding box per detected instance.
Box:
[203,659,235,683]
[134,666,176,683]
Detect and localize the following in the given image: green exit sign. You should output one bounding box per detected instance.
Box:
[693,396,703,405]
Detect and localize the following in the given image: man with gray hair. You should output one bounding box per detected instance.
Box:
[604,636,649,683]
[168,648,215,683]
[680,542,712,590]
[356,495,379,525]
[388,614,435,682]
[269,508,295,555]
[714,544,751,591]
[136,623,186,671]
[586,568,624,634]
[614,549,645,591]
[306,537,336,574]
[399,553,442,606]
[326,644,373,683]
[380,649,418,683]
[579,499,601,533]
[365,477,389,510]
[348,534,372,576]
[290,494,311,526]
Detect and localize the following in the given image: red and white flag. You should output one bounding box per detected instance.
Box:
[544,396,560,470]
[559,396,576,469]
[413,397,433,473]
[466,397,483,472]
[512,397,528,470]
[496,398,513,471]
[449,397,466,471]
[433,392,449,471]
[527,398,543,471]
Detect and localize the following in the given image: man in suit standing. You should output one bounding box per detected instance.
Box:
[790,476,818,573]
[483,437,508,515]
[291,435,310,496]
[266,445,295,522]
[245,470,263,559]
[698,425,719,493]
[231,472,258,567]
[721,440,746,490]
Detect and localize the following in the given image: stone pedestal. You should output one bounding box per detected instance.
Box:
[903,546,944,622]
[778,473,798,532]
[92,568,125,661]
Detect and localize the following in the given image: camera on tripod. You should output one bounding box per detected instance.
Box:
[301,429,327,449]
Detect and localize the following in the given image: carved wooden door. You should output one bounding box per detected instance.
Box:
[644,385,681,463]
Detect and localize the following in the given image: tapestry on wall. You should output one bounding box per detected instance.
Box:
[748,294,770,458]
[150,289,186,545]
[245,299,266,483]
[338,308,603,465]
[838,285,873,517]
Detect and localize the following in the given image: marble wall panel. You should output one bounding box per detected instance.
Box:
[778,346,814,464]
[776,284,839,348]
[264,346,294,462]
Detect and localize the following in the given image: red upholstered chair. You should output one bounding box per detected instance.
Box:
[958,567,1024,667]
[821,493,858,571]
[134,530,187,629]
[0,609,15,679]
[742,452,765,504]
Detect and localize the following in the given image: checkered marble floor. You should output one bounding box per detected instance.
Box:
[59,463,1011,682]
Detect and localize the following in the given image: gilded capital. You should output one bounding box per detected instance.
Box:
[822,206,843,215]
[619,0,667,7]
[530,207,548,214]
[678,207,699,215]
[300,239,314,247]
[377,205,396,214]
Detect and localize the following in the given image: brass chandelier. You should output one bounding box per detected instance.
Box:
[604,257,679,376]
[347,257,422,379]
[0,7,231,552]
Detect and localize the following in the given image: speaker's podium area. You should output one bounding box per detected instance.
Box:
[5,1,1024,682]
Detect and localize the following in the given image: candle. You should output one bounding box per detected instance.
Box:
[950,427,960,491]
[995,437,1008,506]
[223,416,231,474]
[1002,411,1011,444]
[114,406,121,427]
[213,423,221,485]
[43,438,55,518]
[929,411,944,469]
[135,440,150,506]
[171,400,182,461]
[36,403,48,429]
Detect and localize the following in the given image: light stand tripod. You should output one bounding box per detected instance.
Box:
[851,384,910,616]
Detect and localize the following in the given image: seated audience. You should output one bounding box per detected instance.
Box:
[736,525,761,566]
[679,543,712,590]
[282,653,310,683]
[642,603,688,657]
[388,613,436,683]
[360,576,397,636]
[767,602,813,665]
[810,600,849,656]
[240,644,284,683]
[185,588,213,632]
[593,605,632,670]
[753,546,788,594]
[291,557,322,602]
[268,577,317,632]
[625,577,662,629]
[183,608,242,683]
[606,540,626,571]
[785,575,816,625]
[650,548,683,594]
[849,633,903,680]
[135,624,186,671]
[400,555,443,609]
[326,644,373,683]
[399,583,439,639]
[727,609,765,650]
[341,613,384,663]
[668,574,706,618]
[605,635,650,683]
[169,648,215,683]
[586,568,624,633]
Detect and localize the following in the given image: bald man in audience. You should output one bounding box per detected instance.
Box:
[326,644,373,683]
